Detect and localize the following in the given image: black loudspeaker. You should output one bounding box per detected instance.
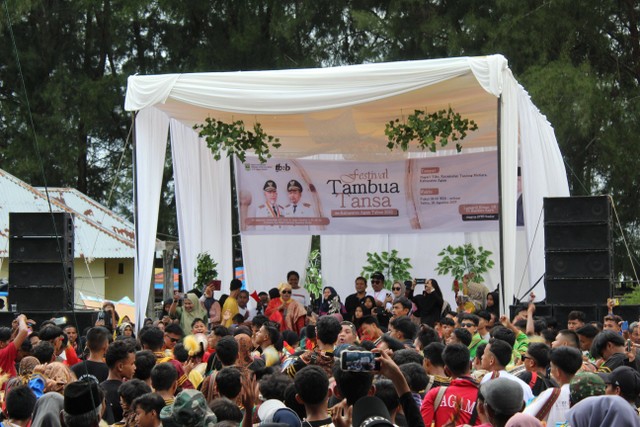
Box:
[543,197,612,305]
[9,286,73,312]
[8,212,74,311]
[544,279,611,305]
[545,252,611,279]
[544,196,611,223]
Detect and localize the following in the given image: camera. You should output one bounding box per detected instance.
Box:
[340,350,380,372]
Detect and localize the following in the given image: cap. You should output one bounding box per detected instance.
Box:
[480,378,524,415]
[257,399,286,421]
[258,399,301,427]
[371,272,384,281]
[570,372,606,406]
[287,179,302,191]
[352,396,393,427]
[599,366,640,399]
[63,378,102,415]
[263,180,277,191]
[159,389,217,427]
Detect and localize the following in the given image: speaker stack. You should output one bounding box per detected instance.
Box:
[543,196,613,305]
[9,212,75,311]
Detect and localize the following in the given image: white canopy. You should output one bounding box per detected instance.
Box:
[125,55,568,323]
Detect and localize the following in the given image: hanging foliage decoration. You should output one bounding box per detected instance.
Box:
[194,117,281,163]
[385,107,478,153]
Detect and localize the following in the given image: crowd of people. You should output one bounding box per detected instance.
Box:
[0,270,639,427]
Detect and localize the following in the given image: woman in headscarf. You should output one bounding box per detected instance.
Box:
[118,322,135,339]
[265,283,307,335]
[161,298,173,319]
[31,392,64,427]
[486,291,500,318]
[567,395,640,427]
[411,278,445,327]
[234,333,255,368]
[170,293,209,335]
[40,362,77,393]
[5,356,45,399]
[318,286,346,316]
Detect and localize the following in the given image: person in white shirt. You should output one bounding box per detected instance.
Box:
[237,290,256,322]
[287,270,309,308]
[523,346,582,425]
[480,338,534,403]
[370,272,392,310]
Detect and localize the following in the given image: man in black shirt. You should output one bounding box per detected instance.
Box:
[344,276,369,321]
[71,327,110,383]
[101,340,136,423]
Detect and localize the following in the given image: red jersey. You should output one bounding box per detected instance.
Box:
[421,376,480,427]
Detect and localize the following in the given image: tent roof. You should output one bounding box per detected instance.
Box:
[125,55,506,159]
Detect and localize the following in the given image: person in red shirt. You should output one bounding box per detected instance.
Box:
[421,343,481,426]
[0,315,29,379]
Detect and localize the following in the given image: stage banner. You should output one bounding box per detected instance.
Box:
[236,151,499,235]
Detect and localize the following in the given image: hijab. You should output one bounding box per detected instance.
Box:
[179,293,208,333]
[31,392,64,427]
[320,286,341,314]
[234,333,254,366]
[19,356,40,376]
[487,291,500,316]
[42,362,76,393]
[567,395,640,427]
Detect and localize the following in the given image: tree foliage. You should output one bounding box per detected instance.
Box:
[1,0,640,280]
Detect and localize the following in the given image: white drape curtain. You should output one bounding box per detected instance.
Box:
[498,68,520,314]
[517,83,570,301]
[320,235,390,296]
[170,119,233,293]
[242,235,312,293]
[134,107,169,327]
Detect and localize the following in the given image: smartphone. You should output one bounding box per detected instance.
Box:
[415,278,426,285]
[622,321,629,332]
[340,350,381,372]
[97,310,112,328]
[627,339,633,352]
[404,280,413,289]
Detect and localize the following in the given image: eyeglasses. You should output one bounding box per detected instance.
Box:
[165,335,180,343]
[371,280,381,284]
[460,322,475,327]
[521,355,531,361]
[281,290,292,294]
[392,287,401,291]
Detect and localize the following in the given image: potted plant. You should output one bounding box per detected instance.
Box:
[361,250,413,289]
[436,244,494,312]
[194,252,219,293]
[435,244,494,284]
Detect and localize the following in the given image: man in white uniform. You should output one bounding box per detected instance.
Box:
[256,180,284,218]
[283,179,312,216]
